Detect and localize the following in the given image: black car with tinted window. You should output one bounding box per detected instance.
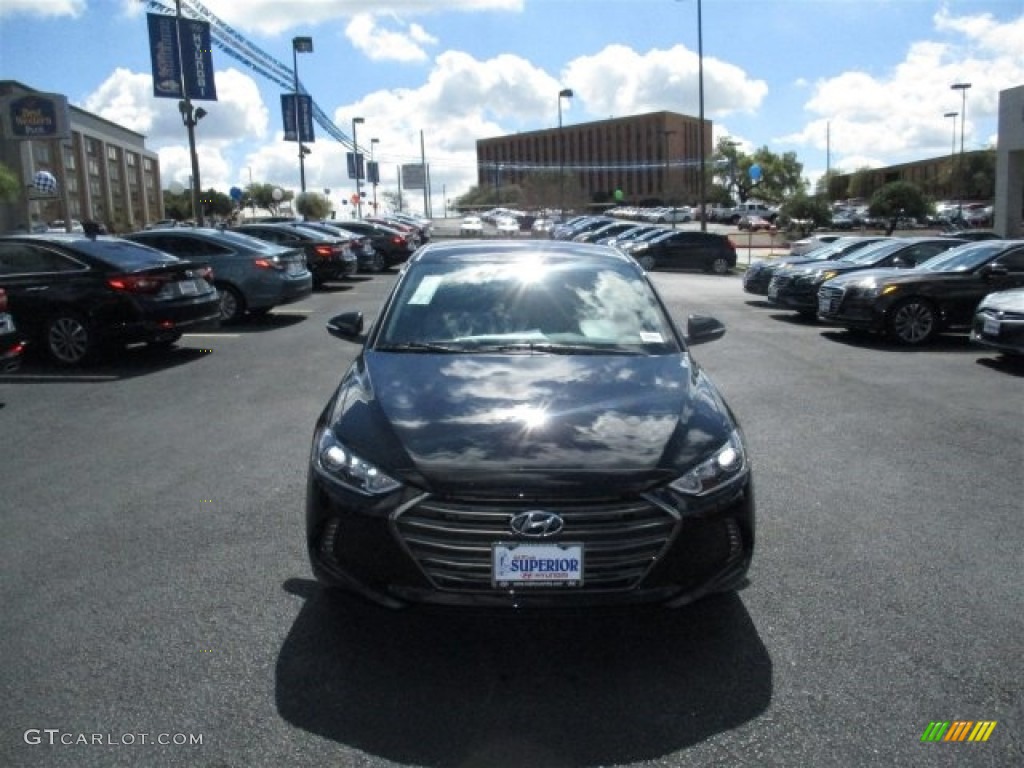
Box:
[0,234,219,365]
[818,239,1024,345]
[307,240,754,609]
[622,230,737,274]
[767,237,965,315]
[232,222,357,286]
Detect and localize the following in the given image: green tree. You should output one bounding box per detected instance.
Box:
[249,183,293,215]
[200,188,234,219]
[962,148,996,201]
[815,169,849,202]
[0,161,20,203]
[868,181,928,235]
[779,192,832,234]
[295,191,331,220]
[711,140,805,204]
[162,188,191,221]
[847,167,875,200]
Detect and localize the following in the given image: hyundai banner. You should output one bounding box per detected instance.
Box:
[147,13,218,101]
[281,94,314,143]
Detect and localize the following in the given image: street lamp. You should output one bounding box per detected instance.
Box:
[558,88,573,220]
[178,100,206,226]
[352,116,365,218]
[293,36,314,193]
[697,0,706,232]
[370,137,379,214]
[950,82,971,220]
[943,111,958,201]
[661,129,677,228]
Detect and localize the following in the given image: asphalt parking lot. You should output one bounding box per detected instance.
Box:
[1,261,1020,768]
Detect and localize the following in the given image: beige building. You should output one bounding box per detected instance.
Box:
[1,80,163,234]
[476,110,712,206]
[994,84,1023,238]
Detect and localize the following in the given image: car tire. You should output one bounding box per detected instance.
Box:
[888,298,937,345]
[708,256,731,275]
[637,254,656,271]
[45,311,94,366]
[217,284,245,323]
[365,252,386,273]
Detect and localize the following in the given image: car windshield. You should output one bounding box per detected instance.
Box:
[838,240,906,265]
[378,256,680,354]
[917,242,1005,273]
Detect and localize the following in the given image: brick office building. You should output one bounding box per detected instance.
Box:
[476,110,712,207]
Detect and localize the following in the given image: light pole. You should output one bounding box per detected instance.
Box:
[178,101,206,226]
[352,117,364,218]
[661,129,677,228]
[950,82,971,220]
[173,0,204,227]
[370,137,379,215]
[943,111,958,201]
[697,0,706,232]
[246,165,255,219]
[293,36,313,193]
[558,88,573,220]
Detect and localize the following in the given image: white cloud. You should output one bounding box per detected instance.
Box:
[345,13,437,63]
[0,0,85,19]
[563,44,768,121]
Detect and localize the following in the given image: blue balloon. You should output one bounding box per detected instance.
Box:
[749,164,762,182]
[230,186,243,201]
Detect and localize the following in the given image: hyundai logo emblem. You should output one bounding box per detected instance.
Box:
[509,510,564,537]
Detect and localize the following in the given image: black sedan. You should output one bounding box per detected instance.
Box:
[817,240,1024,345]
[0,287,27,372]
[328,220,416,269]
[286,221,388,273]
[232,223,357,286]
[622,230,737,274]
[742,236,892,296]
[306,240,754,609]
[970,287,1024,356]
[0,234,220,365]
[767,237,965,316]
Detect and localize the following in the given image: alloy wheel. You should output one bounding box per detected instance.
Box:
[890,300,936,345]
[47,315,91,365]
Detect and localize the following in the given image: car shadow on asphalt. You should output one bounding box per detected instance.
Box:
[0,343,210,383]
[223,313,309,334]
[975,354,1024,377]
[275,578,772,767]
[818,329,981,354]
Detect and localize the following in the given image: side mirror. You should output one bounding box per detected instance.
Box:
[326,311,364,340]
[981,263,1008,278]
[686,314,726,346]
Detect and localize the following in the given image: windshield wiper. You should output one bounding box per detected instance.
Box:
[376,341,464,353]
[469,342,644,355]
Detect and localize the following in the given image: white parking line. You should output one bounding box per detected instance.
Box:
[182,333,242,338]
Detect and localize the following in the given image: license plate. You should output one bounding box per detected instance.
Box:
[177,279,199,296]
[492,543,584,587]
[983,316,1000,336]
[287,262,305,275]
[0,312,14,333]
[819,296,831,315]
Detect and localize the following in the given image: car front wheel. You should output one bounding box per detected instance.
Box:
[46,312,94,365]
[888,298,937,345]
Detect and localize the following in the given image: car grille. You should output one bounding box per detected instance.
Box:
[394,497,679,592]
[768,274,792,293]
[818,285,845,315]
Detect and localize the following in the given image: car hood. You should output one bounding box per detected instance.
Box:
[327,351,736,495]
[825,267,963,287]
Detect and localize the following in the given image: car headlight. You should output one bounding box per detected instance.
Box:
[669,430,748,496]
[854,279,900,298]
[314,427,402,496]
[819,270,840,282]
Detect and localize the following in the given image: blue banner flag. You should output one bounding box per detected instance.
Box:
[147,13,217,101]
[281,94,315,143]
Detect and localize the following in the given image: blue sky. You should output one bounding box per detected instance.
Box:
[2,0,1022,215]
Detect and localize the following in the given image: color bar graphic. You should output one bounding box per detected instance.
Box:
[921,721,996,742]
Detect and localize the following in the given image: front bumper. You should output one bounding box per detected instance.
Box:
[767,275,819,311]
[816,284,888,331]
[306,469,755,610]
[971,308,1024,355]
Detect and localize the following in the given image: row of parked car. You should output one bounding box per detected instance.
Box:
[0,213,431,368]
[743,233,1024,353]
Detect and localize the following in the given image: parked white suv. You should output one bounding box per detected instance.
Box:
[729,202,778,225]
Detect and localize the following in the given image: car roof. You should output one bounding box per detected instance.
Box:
[411,239,638,268]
